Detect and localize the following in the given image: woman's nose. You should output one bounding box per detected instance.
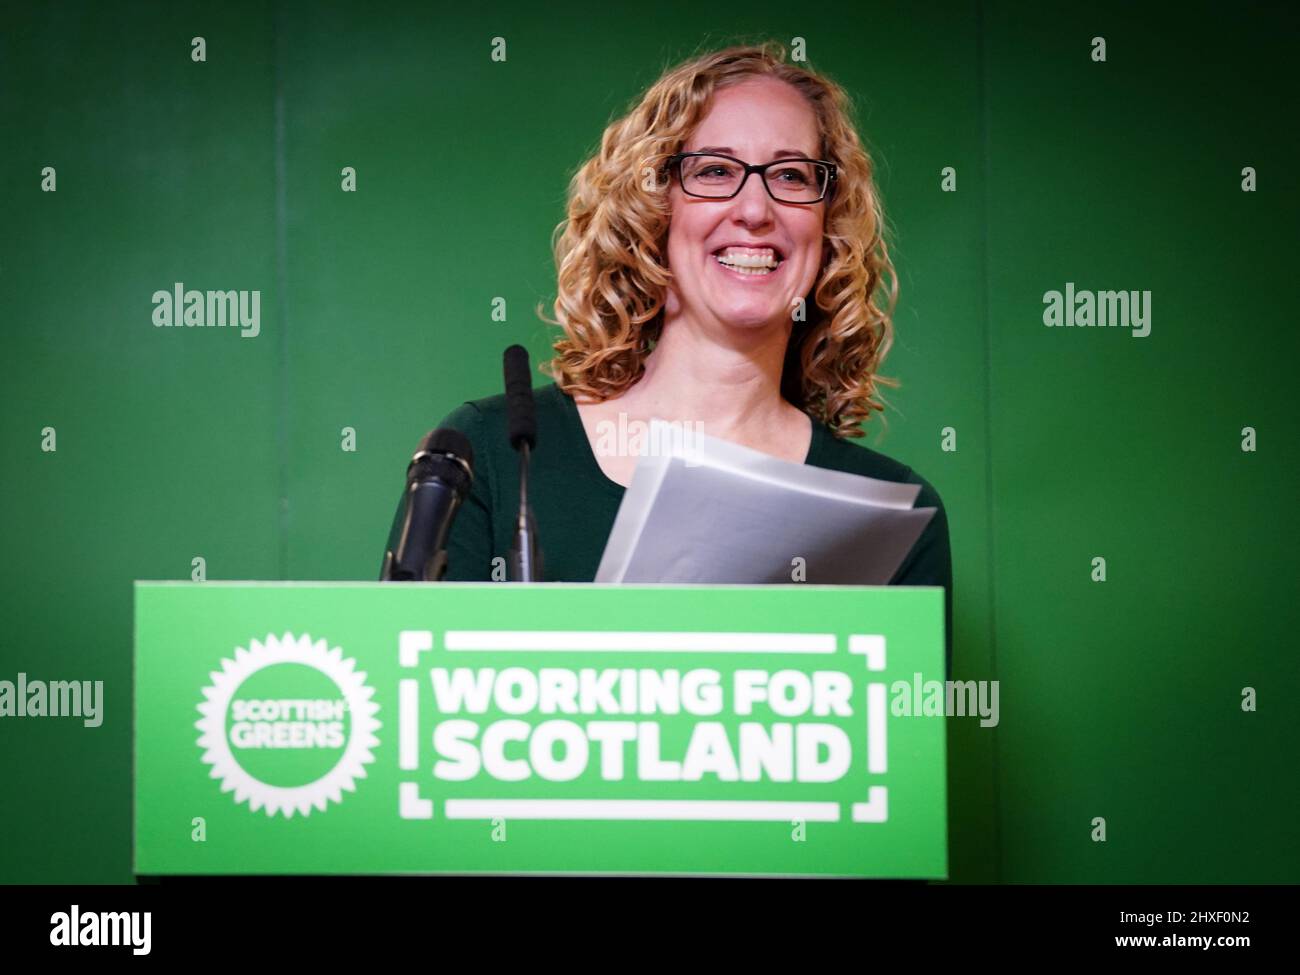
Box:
[731,173,777,221]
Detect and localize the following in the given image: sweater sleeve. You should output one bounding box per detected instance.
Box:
[888,470,953,679]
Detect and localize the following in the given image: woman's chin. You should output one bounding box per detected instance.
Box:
[709,302,790,331]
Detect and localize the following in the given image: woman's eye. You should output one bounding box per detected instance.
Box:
[774,168,810,184]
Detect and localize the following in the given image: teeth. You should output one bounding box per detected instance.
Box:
[715,247,780,271]
[718,262,774,275]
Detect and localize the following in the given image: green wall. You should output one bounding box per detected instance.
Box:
[1,0,1295,884]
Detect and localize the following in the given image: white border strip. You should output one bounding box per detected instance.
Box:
[443,631,836,653]
[443,799,840,822]
[867,683,887,774]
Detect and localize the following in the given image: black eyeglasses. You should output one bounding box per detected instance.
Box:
[666,151,838,204]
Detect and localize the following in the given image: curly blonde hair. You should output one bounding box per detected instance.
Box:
[537,40,900,439]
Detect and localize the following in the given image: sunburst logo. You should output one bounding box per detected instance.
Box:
[195,632,381,817]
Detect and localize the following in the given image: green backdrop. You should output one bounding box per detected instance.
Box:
[1,0,1296,884]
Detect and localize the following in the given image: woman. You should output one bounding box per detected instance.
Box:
[389,41,952,670]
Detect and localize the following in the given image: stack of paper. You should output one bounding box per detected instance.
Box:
[594,420,936,585]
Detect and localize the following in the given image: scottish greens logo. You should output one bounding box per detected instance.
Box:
[195,632,381,816]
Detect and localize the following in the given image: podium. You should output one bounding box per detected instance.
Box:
[134,581,947,877]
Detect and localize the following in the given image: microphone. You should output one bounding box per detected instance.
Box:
[380,428,474,582]
[503,345,543,581]
[504,346,537,451]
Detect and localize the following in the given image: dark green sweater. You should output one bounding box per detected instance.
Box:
[385,382,953,672]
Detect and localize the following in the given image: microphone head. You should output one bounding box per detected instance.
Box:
[419,427,474,465]
[409,427,474,491]
[503,344,537,450]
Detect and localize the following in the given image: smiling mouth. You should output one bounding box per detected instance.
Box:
[712,247,784,277]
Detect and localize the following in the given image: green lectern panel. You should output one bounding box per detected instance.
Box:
[134,582,946,877]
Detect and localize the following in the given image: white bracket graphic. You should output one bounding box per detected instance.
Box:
[848,633,886,672]
[399,631,435,808]
[400,781,433,819]
[399,629,434,667]
[414,629,895,825]
[851,786,888,823]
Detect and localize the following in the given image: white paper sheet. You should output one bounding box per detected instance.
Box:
[594,420,937,585]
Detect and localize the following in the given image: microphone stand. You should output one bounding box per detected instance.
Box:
[508,441,542,582]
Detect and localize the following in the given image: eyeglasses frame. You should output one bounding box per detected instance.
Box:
[665,151,838,204]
